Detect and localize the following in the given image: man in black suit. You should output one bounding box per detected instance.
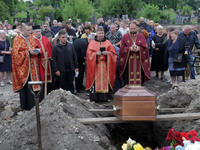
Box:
[73,34,95,93]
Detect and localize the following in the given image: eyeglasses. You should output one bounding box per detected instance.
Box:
[44,26,48,27]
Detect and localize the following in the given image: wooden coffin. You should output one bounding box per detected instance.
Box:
[113,85,156,121]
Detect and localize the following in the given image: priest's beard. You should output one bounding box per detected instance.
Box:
[130,32,137,35]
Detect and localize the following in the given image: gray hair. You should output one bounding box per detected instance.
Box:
[171,30,180,36]
[157,25,163,30]
[149,20,154,24]
[110,23,116,28]
[184,25,192,30]
[53,20,57,23]
[0,30,5,35]
[21,23,32,31]
[88,34,95,40]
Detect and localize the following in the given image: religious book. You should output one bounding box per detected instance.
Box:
[100,47,105,53]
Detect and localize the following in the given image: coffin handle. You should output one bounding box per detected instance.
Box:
[113,105,121,111]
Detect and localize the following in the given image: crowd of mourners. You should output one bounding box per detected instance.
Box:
[0,16,200,110]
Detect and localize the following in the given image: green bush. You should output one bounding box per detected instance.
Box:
[60,0,94,23]
[34,20,44,26]
[180,5,193,16]
[37,6,55,21]
[29,9,37,20]
[143,4,161,23]
[15,0,30,12]
[99,0,142,17]
[0,1,13,23]
[160,9,176,23]
[15,12,27,22]
[55,8,63,20]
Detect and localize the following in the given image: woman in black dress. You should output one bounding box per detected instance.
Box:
[0,30,12,87]
[151,25,167,79]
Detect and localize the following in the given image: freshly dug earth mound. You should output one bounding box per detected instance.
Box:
[1,78,200,149]
[154,79,200,147]
[0,89,117,150]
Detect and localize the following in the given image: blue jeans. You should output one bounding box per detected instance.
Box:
[188,53,195,79]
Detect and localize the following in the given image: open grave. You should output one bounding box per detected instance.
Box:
[0,78,200,149]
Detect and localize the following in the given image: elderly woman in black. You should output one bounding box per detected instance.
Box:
[167,30,186,86]
[151,25,168,80]
[0,30,12,87]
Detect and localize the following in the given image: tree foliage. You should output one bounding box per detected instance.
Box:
[33,0,62,7]
[0,0,197,25]
[0,1,12,23]
[142,0,168,9]
[180,5,193,16]
[29,9,38,20]
[185,0,200,11]
[160,8,176,23]
[60,0,94,23]
[143,4,161,22]
[99,0,142,17]
[37,6,55,21]
[55,7,63,21]
[33,0,51,7]
[15,0,30,12]
[169,0,178,10]
[14,12,27,22]
[2,0,15,16]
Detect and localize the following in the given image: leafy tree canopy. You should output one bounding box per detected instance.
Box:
[60,0,94,23]
[143,4,161,22]
[99,0,142,17]
[180,5,193,16]
[0,1,12,23]
[37,6,55,21]
[0,0,15,16]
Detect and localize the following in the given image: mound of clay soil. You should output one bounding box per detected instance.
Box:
[154,79,200,147]
[0,89,117,150]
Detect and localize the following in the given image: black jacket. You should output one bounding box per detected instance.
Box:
[68,29,76,36]
[173,38,187,68]
[41,30,55,38]
[166,38,187,69]
[52,42,78,73]
[179,31,200,52]
[155,38,187,69]
[73,38,88,63]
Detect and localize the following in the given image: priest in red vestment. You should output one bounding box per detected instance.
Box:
[33,25,53,93]
[86,27,117,102]
[12,23,42,110]
[119,22,151,86]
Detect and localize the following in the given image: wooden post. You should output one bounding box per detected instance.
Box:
[44,52,48,97]
[28,81,43,150]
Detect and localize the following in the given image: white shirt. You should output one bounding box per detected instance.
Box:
[119,27,129,36]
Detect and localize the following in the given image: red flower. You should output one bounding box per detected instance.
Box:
[190,137,199,143]
[175,131,183,142]
[181,132,189,140]
[188,130,197,137]
[166,128,175,141]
